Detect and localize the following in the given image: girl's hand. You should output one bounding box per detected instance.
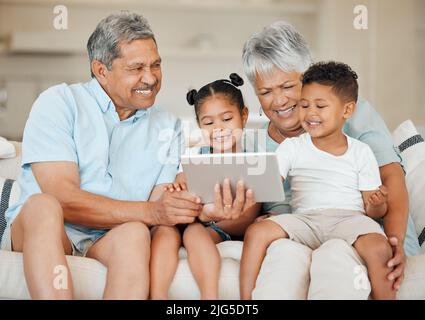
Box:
[164,182,188,193]
[199,203,215,222]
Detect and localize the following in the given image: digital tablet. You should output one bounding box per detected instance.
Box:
[181,152,285,204]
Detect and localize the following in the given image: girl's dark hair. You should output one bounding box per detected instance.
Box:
[186,73,245,120]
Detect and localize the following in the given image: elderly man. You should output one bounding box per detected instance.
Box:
[0,12,206,299]
[240,21,421,299]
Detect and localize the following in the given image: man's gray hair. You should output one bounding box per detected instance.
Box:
[87,11,155,77]
[242,21,313,83]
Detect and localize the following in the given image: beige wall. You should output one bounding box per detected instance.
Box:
[0,0,424,140]
[317,0,424,131]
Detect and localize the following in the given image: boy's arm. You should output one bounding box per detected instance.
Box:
[362,186,388,219]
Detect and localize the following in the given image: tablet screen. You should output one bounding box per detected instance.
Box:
[181,152,285,203]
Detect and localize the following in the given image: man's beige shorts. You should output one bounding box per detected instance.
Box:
[268,209,386,250]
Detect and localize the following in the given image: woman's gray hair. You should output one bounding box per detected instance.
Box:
[242,21,313,83]
[87,11,155,77]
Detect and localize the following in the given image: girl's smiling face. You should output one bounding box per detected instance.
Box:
[197,94,248,153]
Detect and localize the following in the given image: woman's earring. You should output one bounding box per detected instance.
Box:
[259,107,263,117]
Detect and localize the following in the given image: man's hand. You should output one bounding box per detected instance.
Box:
[199,179,256,222]
[152,189,202,226]
[387,236,406,291]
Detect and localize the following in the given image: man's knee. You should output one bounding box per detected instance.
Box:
[18,193,63,230]
[110,221,150,248]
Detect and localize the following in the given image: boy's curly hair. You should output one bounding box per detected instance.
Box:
[302,61,359,103]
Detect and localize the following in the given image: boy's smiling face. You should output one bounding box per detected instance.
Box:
[298,82,355,138]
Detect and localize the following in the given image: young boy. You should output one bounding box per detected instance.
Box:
[239,61,395,300]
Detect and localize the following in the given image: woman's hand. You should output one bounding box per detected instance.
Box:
[386,236,406,291]
[200,178,256,222]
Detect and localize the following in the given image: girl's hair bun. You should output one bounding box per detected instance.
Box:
[186,89,198,106]
[229,73,244,87]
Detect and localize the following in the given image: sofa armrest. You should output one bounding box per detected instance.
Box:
[0,141,22,180]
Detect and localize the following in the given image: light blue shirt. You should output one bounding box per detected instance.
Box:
[260,99,421,256]
[6,78,183,226]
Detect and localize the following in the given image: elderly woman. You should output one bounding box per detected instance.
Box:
[241,21,421,299]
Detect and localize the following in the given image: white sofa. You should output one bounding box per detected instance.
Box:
[1,121,425,300]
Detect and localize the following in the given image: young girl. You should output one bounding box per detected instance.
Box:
[150,73,261,300]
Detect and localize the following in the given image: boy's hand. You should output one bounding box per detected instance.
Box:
[368,185,388,207]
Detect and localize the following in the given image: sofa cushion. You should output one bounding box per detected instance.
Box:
[0,141,21,180]
[0,242,242,300]
[393,120,425,251]
[0,137,16,159]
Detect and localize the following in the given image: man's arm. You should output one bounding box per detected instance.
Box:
[32,161,202,229]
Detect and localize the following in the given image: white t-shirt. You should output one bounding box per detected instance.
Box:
[275,133,382,214]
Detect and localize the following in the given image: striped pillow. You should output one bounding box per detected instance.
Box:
[0,178,15,246]
[393,120,425,250]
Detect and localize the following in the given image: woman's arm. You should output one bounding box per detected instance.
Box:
[379,162,409,290]
[380,163,408,242]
